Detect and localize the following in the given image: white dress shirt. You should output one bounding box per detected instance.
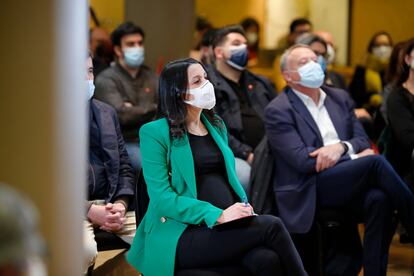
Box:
[292,88,358,159]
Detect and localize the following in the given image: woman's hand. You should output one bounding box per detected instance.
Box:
[216,203,254,224]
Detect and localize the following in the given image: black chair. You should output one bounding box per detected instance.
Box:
[134,169,252,276]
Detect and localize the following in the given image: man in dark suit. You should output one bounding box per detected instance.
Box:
[264,44,414,275]
[84,53,135,272]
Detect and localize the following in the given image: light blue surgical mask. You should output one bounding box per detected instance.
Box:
[226,44,248,71]
[87,80,95,100]
[294,60,325,88]
[317,55,327,72]
[123,47,145,68]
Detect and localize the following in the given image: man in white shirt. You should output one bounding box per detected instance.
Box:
[265,44,414,275]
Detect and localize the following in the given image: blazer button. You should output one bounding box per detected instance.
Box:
[160,217,167,223]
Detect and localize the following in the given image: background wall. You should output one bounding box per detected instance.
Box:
[196,0,265,47]
[125,0,195,71]
[89,0,124,31]
[351,0,414,65]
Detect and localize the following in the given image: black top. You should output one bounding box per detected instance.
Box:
[387,86,414,178]
[89,103,109,199]
[221,74,266,149]
[189,133,237,209]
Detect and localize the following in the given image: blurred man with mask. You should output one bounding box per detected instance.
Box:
[94,22,158,172]
[208,25,275,191]
[84,51,135,273]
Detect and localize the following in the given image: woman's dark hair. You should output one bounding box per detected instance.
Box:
[296,34,327,54]
[396,38,414,86]
[367,31,393,53]
[156,58,222,139]
[111,22,145,47]
[385,41,407,84]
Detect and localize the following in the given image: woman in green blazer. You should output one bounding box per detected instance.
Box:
[127,58,305,276]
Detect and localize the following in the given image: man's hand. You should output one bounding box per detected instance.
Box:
[309,143,345,172]
[357,148,375,158]
[112,201,126,218]
[87,203,125,232]
[247,153,254,165]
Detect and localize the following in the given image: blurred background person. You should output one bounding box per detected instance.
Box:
[349,31,393,113]
[381,41,408,123]
[89,27,114,76]
[94,22,158,173]
[0,184,46,276]
[273,18,313,92]
[190,16,213,61]
[387,38,414,188]
[240,17,260,67]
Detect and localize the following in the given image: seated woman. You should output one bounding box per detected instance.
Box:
[387,38,414,188]
[127,58,306,276]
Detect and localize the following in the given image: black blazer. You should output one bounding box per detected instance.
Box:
[89,99,135,204]
[387,86,414,178]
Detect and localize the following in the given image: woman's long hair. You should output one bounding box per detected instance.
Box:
[156,58,222,140]
[396,38,414,86]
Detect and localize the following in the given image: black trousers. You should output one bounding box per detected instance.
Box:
[175,215,306,276]
[316,155,414,276]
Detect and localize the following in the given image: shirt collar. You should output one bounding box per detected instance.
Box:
[292,88,327,108]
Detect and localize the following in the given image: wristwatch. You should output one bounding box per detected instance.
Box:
[340,141,349,155]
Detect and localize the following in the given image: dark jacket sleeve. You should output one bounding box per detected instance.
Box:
[265,101,318,174]
[94,75,157,127]
[341,90,371,153]
[111,109,135,203]
[228,133,253,160]
[387,90,414,152]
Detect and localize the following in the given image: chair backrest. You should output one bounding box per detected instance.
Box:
[134,169,150,228]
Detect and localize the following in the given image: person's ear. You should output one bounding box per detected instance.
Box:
[114,45,123,59]
[405,54,412,67]
[282,71,292,82]
[214,46,225,60]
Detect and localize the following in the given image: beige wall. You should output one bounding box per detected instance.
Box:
[196,0,266,47]
[351,0,414,65]
[89,0,124,31]
[309,0,349,65]
[125,0,195,70]
[0,1,87,274]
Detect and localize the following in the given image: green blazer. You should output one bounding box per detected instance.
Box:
[126,114,247,276]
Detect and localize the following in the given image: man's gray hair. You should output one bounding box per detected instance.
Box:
[280,44,312,72]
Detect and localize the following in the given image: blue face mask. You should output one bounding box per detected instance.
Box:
[294,60,325,88]
[123,47,145,68]
[317,55,327,72]
[226,44,248,71]
[87,80,95,100]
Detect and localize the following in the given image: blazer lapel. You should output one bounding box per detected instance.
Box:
[170,135,197,197]
[323,93,346,140]
[286,88,323,143]
[202,115,246,200]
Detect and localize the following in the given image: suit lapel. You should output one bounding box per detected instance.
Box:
[323,92,346,140]
[286,89,323,143]
[202,115,246,200]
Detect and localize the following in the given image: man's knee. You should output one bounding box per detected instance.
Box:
[365,189,391,209]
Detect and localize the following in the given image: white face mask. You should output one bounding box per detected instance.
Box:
[372,45,392,60]
[326,44,336,64]
[184,80,216,110]
[410,58,414,70]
